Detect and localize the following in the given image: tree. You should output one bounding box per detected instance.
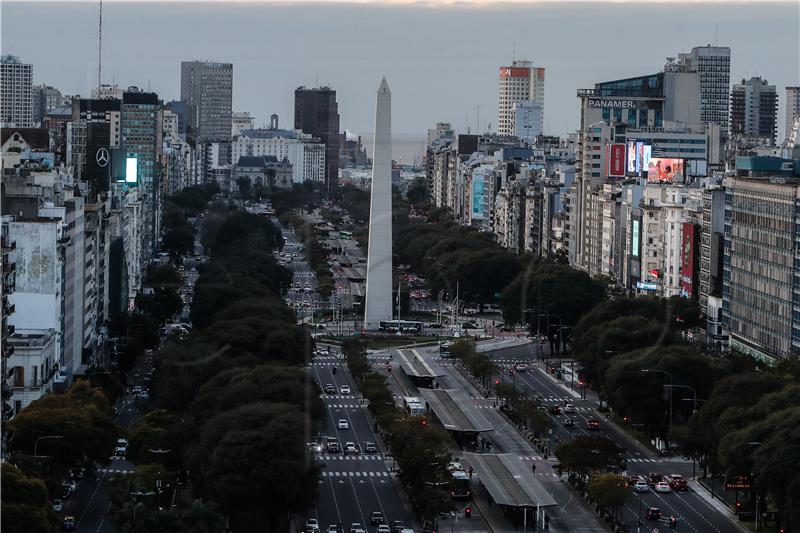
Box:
[162,226,195,256]
[146,264,182,288]
[588,472,629,522]
[125,410,185,472]
[185,403,320,533]
[8,381,118,484]
[1,463,58,533]
[501,263,605,327]
[554,436,625,482]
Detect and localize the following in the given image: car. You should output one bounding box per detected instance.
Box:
[344,442,358,454]
[62,480,77,493]
[69,466,85,479]
[447,461,464,472]
[304,519,320,532]
[563,418,575,428]
[117,437,128,447]
[340,385,351,395]
[645,507,661,521]
[113,446,127,457]
[364,441,378,453]
[549,405,561,415]
[350,523,364,533]
[586,418,600,430]
[53,499,63,513]
[326,439,340,453]
[514,363,527,372]
[634,480,650,492]
[389,521,405,533]
[62,516,77,531]
[563,404,576,414]
[648,472,666,487]
[670,474,689,492]
[324,384,337,394]
[655,481,672,493]
[327,526,339,533]
[308,441,323,453]
[376,526,391,533]
[338,419,350,430]
[371,511,385,525]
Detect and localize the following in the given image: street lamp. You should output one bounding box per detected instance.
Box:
[34,435,64,457]
[664,384,698,413]
[641,369,673,448]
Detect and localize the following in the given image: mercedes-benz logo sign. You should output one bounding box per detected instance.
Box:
[96,147,109,167]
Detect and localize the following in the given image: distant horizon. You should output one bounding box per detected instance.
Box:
[2,1,798,147]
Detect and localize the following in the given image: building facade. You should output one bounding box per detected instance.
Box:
[294,86,340,192]
[1,55,33,127]
[498,61,545,136]
[730,77,778,145]
[180,61,233,143]
[676,45,731,136]
[233,128,324,184]
[785,86,800,144]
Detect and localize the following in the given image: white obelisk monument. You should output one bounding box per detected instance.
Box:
[364,78,393,330]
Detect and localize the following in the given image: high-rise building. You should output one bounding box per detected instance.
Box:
[785,86,800,144]
[676,45,731,136]
[730,77,778,145]
[1,55,33,127]
[498,61,545,136]
[231,111,255,138]
[295,86,340,192]
[180,61,233,143]
[121,88,162,259]
[723,174,800,361]
[32,85,64,125]
[514,101,543,143]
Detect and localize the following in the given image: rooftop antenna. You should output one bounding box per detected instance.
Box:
[97,0,103,94]
[315,72,319,87]
[714,25,718,46]
[513,40,516,63]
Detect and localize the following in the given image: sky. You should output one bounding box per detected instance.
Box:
[2,1,799,160]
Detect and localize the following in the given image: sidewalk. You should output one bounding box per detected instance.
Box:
[689,479,749,533]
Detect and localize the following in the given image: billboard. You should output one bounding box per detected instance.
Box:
[680,223,699,299]
[499,67,530,78]
[646,157,684,183]
[636,281,658,291]
[125,157,138,184]
[85,122,110,199]
[627,141,637,173]
[471,175,485,220]
[631,219,640,258]
[606,143,626,177]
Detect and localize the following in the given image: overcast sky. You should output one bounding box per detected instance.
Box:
[3,1,798,156]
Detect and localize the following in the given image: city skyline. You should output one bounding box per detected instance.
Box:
[2,1,798,157]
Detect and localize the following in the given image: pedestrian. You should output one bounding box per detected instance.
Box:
[531,463,537,474]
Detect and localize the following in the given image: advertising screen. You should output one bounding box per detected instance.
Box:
[646,157,684,183]
[680,223,699,298]
[627,141,636,173]
[607,143,626,178]
[125,157,138,183]
[471,176,485,219]
[632,220,640,257]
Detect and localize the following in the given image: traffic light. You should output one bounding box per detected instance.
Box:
[735,501,742,513]
[387,364,392,372]
[464,507,471,518]
[495,378,500,385]
[670,516,677,529]
[623,416,629,424]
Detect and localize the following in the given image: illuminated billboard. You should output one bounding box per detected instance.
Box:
[646,157,684,183]
[680,223,699,299]
[125,157,138,183]
[471,173,486,220]
[606,143,626,178]
[632,220,640,257]
[627,141,637,173]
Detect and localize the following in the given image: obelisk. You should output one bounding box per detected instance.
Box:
[364,78,393,330]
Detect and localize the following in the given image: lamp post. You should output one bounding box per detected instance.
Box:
[641,369,673,448]
[34,435,64,457]
[664,384,698,413]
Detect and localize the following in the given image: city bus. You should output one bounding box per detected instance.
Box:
[439,342,452,358]
[379,320,423,333]
[449,470,471,499]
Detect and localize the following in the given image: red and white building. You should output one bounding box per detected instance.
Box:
[498,61,545,136]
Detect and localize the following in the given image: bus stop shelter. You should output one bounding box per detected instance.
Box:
[395,349,444,387]
[463,453,558,528]
[418,388,493,445]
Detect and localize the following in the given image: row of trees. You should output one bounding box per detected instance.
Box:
[341,340,455,522]
[112,205,323,532]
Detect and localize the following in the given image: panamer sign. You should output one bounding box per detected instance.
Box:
[588,98,636,109]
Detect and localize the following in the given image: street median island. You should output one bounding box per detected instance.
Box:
[463,453,557,509]
[418,388,494,433]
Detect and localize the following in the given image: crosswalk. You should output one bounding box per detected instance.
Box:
[517,455,543,461]
[316,454,383,461]
[313,361,342,366]
[627,457,663,463]
[321,471,391,477]
[314,355,343,361]
[323,395,360,400]
[99,468,135,474]
[327,403,362,408]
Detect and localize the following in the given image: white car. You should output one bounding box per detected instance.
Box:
[563,404,576,414]
[113,446,127,457]
[344,442,358,454]
[338,419,350,430]
[304,518,319,532]
[655,481,672,493]
[340,385,351,395]
[52,499,63,512]
[376,526,391,533]
[634,480,650,492]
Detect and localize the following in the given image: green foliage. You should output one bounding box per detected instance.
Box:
[185,403,320,533]
[135,287,183,325]
[554,436,626,481]
[500,262,605,326]
[162,226,195,256]
[146,264,182,288]
[588,473,629,515]
[213,211,283,255]
[8,381,118,483]
[0,463,58,533]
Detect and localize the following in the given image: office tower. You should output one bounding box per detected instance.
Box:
[514,101,543,142]
[723,176,800,360]
[294,86,340,192]
[731,77,778,145]
[364,79,392,330]
[121,88,162,258]
[180,61,233,143]
[786,86,800,143]
[498,61,545,136]
[32,85,64,124]
[677,45,731,135]
[1,55,33,127]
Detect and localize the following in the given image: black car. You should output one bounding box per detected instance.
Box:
[389,522,405,533]
[646,507,661,521]
[563,418,575,428]
[549,405,561,415]
[324,384,336,394]
[364,442,378,453]
[370,511,385,525]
